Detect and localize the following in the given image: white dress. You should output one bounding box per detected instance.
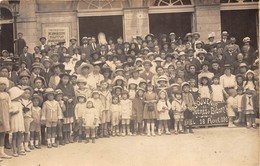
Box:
[199,85,211,99]
[157,99,171,120]
[120,99,132,120]
[10,101,25,133]
[211,84,224,102]
[83,107,97,128]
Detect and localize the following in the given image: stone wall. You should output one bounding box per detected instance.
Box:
[123,8,149,42]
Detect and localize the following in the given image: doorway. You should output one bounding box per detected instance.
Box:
[149,12,192,39]
[79,15,123,44]
[221,9,258,48]
[0,7,14,53]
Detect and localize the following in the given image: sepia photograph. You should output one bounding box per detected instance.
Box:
[0,0,259,165]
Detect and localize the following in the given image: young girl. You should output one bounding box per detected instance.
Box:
[128,80,137,100]
[182,82,195,134]
[132,88,145,135]
[99,81,112,137]
[157,89,171,135]
[189,78,199,101]
[0,77,12,161]
[55,89,66,145]
[120,90,132,136]
[19,86,33,152]
[56,73,76,144]
[75,78,92,100]
[241,89,257,129]
[91,90,104,138]
[83,99,98,143]
[226,89,237,128]
[143,83,158,136]
[211,76,228,102]
[29,94,43,150]
[199,76,212,99]
[74,94,87,143]
[41,88,63,148]
[110,96,121,136]
[234,87,245,126]
[243,70,257,92]
[171,91,186,134]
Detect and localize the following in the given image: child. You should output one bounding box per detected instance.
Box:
[55,89,66,145]
[235,74,244,90]
[41,88,63,148]
[157,89,171,135]
[75,78,92,99]
[56,73,76,144]
[29,94,43,150]
[241,89,257,129]
[189,78,199,101]
[234,87,245,126]
[198,76,212,99]
[132,88,145,135]
[226,89,237,128]
[171,91,186,134]
[128,80,137,100]
[91,90,104,138]
[182,82,195,134]
[74,94,87,143]
[120,90,132,136]
[110,96,121,136]
[83,99,98,143]
[211,76,228,102]
[19,86,33,152]
[243,70,257,92]
[0,80,12,161]
[143,83,158,136]
[99,81,112,137]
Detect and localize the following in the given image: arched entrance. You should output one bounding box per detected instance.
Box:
[0,6,13,54]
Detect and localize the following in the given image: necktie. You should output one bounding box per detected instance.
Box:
[248,96,252,106]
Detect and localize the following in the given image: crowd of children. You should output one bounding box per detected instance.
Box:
[0,31,258,160]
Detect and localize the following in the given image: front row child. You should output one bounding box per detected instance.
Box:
[110,96,121,136]
[182,82,195,134]
[120,90,132,136]
[29,94,43,150]
[157,90,171,135]
[9,87,25,157]
[241,88,257,129]
[83,99,98,143]
[74,94,87,143]
[226,89,237,128]
[132,88,145,135]
[41,88,63,148]
[171,91,186,134]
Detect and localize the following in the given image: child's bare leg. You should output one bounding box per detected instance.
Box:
[91,127,95,143]
[158,120,162,135]
[51,127,57,147]
[29,132,35,149]
[150,120,155,136]
[46,127,52,147]
[146,120,151,136]
[85,127,90,143]
[12,133,18,156]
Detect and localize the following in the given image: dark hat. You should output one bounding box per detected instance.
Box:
[31,94,43,104]
[223,64,233,70]
[145,33,154,40]
[160,34,167,38]
[90,52,101,58]
[211,59,219,65]
[143,60,153,67]
[70,37,77,42]
[50,62,65,72]
[127,49,137,55]
[201,61,210,67]
[57,41,65,45]
[165,53,174,59]
[19,71,31,79]
[122,62,134,68]
[32,62,44,70]
[189,63,197,69]
[39,37,47,41]
[59,72,70,79]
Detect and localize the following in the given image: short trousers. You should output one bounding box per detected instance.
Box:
[46,121,58,128]
[29,121,41,132]
[121,119,130,125]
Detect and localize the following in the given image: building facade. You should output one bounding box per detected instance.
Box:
[0,0,259,53]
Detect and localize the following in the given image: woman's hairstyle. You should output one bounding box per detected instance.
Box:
[200,77,212,92]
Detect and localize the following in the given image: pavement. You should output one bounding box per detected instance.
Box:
[1,127,259,166]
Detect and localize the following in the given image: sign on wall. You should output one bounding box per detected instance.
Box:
[43,27,70,47]
[193,98,228,127]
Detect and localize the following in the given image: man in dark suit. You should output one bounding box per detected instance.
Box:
[79,36,91,60]
[68,37,78,56]
[40,57,53,85]
[3,58,19,85]
[220,31,230,49]
[14,32,26,56]
[39,37,50,52]
[89,36,100,54]
[19,46,34,70]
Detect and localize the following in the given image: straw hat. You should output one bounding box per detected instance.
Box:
[9,87,24,100]
[45,88,55,95]
[0,77,9,87]
[76,63,93,75]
